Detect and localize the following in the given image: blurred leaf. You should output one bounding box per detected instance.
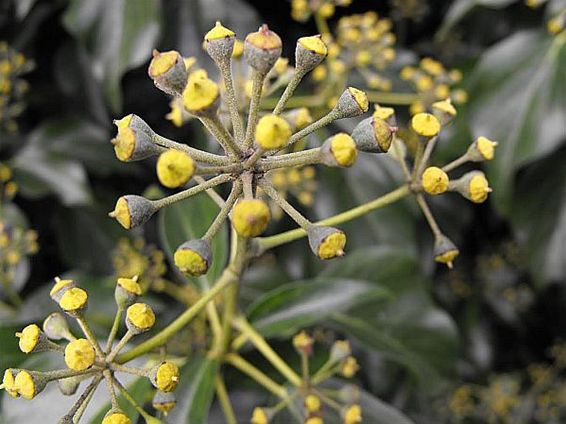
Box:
[247,278,392,337]
[0,326,26,371]
[468,30,566,212]
[358,388,415,424]
[62,0,161,112]
[159,192,229,284]
[509,146,566,283]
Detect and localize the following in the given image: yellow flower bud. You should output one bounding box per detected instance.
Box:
[411,113,441,137]
[355,50,372,67]
[343,404,362,424]
[351,117,395,153]
[312,65,327,81]
[372,105,395,123]
[298,35,328,56]
[323,133,357,167]
[115,276,142,307]
[251,407,269,424]
[152,362,180,392]
[117,277,142,296]
[59,287,88,314]
[451,89,468,104]
[126,302,156,332]
[65,339,95,371]
[409,101,425,116]
[156,149,195,188]
[174,239,212,276]
[319,2,335,18]
[50,277,76,302]
[16,324,41,353]
[296,35,328,72]
[340,356,360,378]
[148,50,187,96]
[14,370,37,400]
[422,167,449,195]
[305,418,323,424]
[308,226,346,260]
[255,115,292,149]
[331,340,352,362]
[400,66,416,80]
[153,390,177,415]
[182,71,219,115]
[468,173,492,203]
[347,87,369,113]
[148,51,179,79]
[305,394,321,413]
[1,369,19,398]
[284,107,313,130]
[293,330,314,355]
[432,99,457,125]
[468,136,497,161]
[204,21,235,41]
[232,199,271,237]
[109,195,157,230]
[244,24,282,74]
[102,412,132,424]
[433,234,459,268]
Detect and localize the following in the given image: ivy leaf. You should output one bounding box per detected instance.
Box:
[62,0,161,112]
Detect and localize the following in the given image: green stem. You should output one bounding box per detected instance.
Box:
[260,181,311,229]
[224,353,287,398]
[63,375,103,422]
[152,134,230,165]
[218,60,246,145]
[77,317,105,359]
[273,69,307,115]
[442,153,469,172]
[258,148,322,172]
[103,370,119,409]
[243,70,267,149]
[203,181,242,242]
[416,136,438,178]
[200,116,243,158]
[105,307,124,354]
[113,377,162,423]
[110,363,149,377]
[106,330,134,363]
[194,175,226,208]
[215,375,238,424]
[283,110,340,151]
[255,185,411,252]
[415,194,442,239]
[152,174,234,209]
[196,163,243,175]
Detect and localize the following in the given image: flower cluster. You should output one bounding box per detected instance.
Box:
[526,0,566,35]
[400,57,467,115]
[0,42,33,133]
[291,0,353,23]
[0,162,18,201]
[243,331,362,424]
[109,22,373,275]
[1,276,179,423]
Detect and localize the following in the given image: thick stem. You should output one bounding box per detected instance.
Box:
[196,163,243,175]
[258,148,322,171]
[255,185,411,252]
[194,175,226,208]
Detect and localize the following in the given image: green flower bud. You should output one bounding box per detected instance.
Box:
[433,234,459,269]
[321,133,357,167]
[152,390,177,416]
[351,117,396,153]
[244,24,282,75]
[308,226,346,260]
[148,50,188,96]
[111,114,164,162]
[174,239,212,276]
[115,276,142,308]
[58,375,81,396]
[333,87,369,119]
[295,35,327,74]
[109,195,157,230]
[43,312,73,341]
[204,21,236,66]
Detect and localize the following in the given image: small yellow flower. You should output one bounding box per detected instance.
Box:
[432,99,457,118]
[102,412,132,424]
[14,371,35,400]
[373,105,395,121]
[347,87,369,113]
[415,75,433,92]
[343,404,362,424]
[156,149,195,188]
[355,50,372,67]
[420,57,444,76]
[422,167,449,195]
[409,101,425,116]
[117,277,142,296]
[330,133,357,167]
[65,339,95,371]
[111,197,132,229]
[155,362,180,392]
[318,231,346,259]
[451,89,468,104]
[50,277,75,299]
[475,136,498,160]
[1,369,19,398]
[468,173,492,203]
[59,287,88,313]
[411,113,441,137]
[547,16,564,35]
[232,199,271,237]
[16,324,41,354]
[319,2,335,18]
[298,35,328,56]
[148,51,179,78]
[305,394,321,412]
[434,84,450,100]
[174,250,206,274]
[293,331,314,353]
[204,21,235,42]
[255,115,292,149]
[434,235,459,268]
[182,71,219,113]
[251,407,269,424]
[127,303,156,331]
[166,100,185,127]
[340,356,360,378]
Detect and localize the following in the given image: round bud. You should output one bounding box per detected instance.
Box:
[115,276,142,308]
[244,24,282,75]
[109,195,157,230]
[126,302,156,334]
[50,277,76,302]
[330,340,352,362]
[411,113,441,138]
[148,50,188,96]
[433,234,459,269]
[14,370,47,400]
[232,199,271,237]
[292,331,313,356]
[182,70,220,116]
[102,410,132,424]
[467,136,498,161]
[156,149,195,188]
[449,170,492,203]
[58,375,81,396]
[204,21,236,66]
[305,394,321,413]
[343,404,362,424]
[174,238,212,277]
[150,361,180,393]
[152,390,177,416]
[340,356,360,378]
[2,369,20,398]
[251,407,270,424]
[321,133,357,167]
[308,226,346,260]
[59,287,88,317]
[432,99,457,125]
[295,35,327,74]
[111,114,163,162]
[334,87,369,118]
[43,312,73,341]
[421,167,449,195]
[283,107,313,130]
[64,339,95,371]
[372,104,396,125]
[255,115,292,150]
[351,117,395,154]
[16,324,51,354]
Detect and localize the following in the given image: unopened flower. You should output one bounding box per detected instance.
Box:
[43,312,73,341]
[467,136,498,161]
[115,276,142,307]
[340,356,360,378]
[322,133,358,167]
[174,238,213,276]
[293,331,314,355]
[50,277,76,302]
[450,171,492,203]
[331,340,352,362]
[232,199,271,237]
[59,287,88,316]
[432,99,457,125]
[411,113,440,137]
[111,114,161,162]
[14,370,47,400]
[152,390,177,415]
[102,410,132,424]
[156,149,195,188]
[255,115,292,149]
[251,406,270,424]
[182,70,220,115]
[421,166,449,195]
[16,325,42,354]
[334,87,369,118]
[351,116,395,153]
[109,195,157,230]
[148,50,187,96]
[204,21,236,66]
[305,394,322,412]
[64,339,95,371]
[308,226,346,260]
[372,105,396,124]
[150,361,180,392]
[284,107,313,130]
[343,404,362,424]
[126,303,156,333]
[296,35,328,73]
[1,369,19,398]
[434,234,459,268]
[244,25,282,74]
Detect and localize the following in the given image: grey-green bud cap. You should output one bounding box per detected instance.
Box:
[109,195,157,230]
[148,50,188,97]
[351,117,396,153]
[174,238,213,276]
[244,24,282,75]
